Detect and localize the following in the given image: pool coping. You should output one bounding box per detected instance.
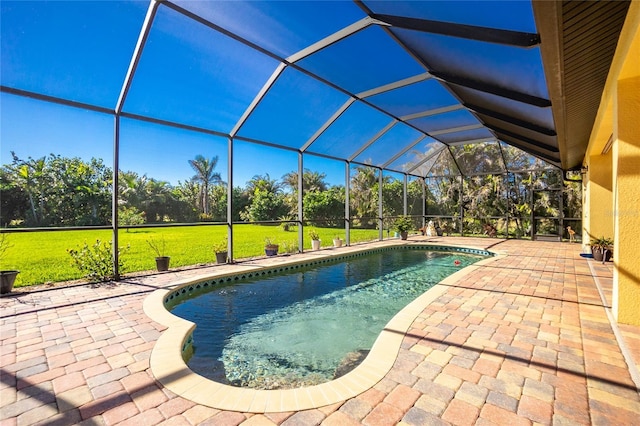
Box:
[143,241,505,413]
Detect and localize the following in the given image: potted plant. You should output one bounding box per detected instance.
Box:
[394,216,413,240]
[333,235,344,248]
[265,238,279,257]
[212,237,228,264]
[147,236,170,271]
[590,236,613,262]
[0,233,19,295]
[309,229,321,250]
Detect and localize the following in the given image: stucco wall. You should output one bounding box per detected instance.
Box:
[585,3,640,325]
[585,153,614,245]
[613,75,640,325]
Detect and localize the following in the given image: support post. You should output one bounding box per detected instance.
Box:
[403,174,408,215]
[459,175,464,236]
[506,173,511,239]
[112,115,120,280]
[530,172,535,239]
[298,152,304,252]
[345,161,350,246]
[227,137,234,262]
[422,177,426,229]
[378,168,384,240]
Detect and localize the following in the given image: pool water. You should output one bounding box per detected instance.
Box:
[170,249,485,389]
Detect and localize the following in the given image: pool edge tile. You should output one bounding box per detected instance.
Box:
[247,390,270,413]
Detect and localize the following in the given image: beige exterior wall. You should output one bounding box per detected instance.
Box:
[585,3,640,325]
[613,75,640,324]
[584,153,613,244]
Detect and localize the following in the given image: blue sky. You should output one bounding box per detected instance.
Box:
[0,92,347,188]
[1,0,541,187]
[0,1,356,188]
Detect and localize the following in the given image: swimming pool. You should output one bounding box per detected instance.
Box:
[169,247,489,390]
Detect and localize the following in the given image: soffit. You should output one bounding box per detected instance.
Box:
[534,0,631,170]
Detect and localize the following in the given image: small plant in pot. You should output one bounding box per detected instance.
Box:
[333,235,344,248]
[265,238,279,257]
[590,236,613,262]
[212,237,228,264]
[309,229,321,250]
[0,233,19,295]
[394,216,413,240]
[147,236,170,271]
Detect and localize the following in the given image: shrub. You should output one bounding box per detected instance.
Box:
[280,216,296,232]
[199,213,214,222]
[68,239,128,282]
[0,233,12,264]
[394,216,413,233]
[280,240,299,254]
[118,206,145,230]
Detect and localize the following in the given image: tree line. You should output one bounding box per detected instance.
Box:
[1,151,580,236]
[0,152,419,228]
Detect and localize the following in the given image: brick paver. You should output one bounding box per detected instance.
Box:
[1,238,639,425]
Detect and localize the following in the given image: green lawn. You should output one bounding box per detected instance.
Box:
[1,225,382,288]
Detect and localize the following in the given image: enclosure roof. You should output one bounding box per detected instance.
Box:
[1,0,631,176]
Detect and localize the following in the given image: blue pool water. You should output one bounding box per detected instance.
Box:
[170,248,485,389]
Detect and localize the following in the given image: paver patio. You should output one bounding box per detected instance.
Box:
[1,237,639,425]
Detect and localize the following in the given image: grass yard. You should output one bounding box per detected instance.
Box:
[1,225,382,288]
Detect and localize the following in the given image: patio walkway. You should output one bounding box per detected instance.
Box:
[1,238,639,425]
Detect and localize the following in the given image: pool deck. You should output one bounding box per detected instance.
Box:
[1,237,639,425]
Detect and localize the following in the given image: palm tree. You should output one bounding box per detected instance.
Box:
[282,169,328,193]
[245,173,282,196]
[143,178,173,222]
[188,155,222,215]
[350,166,378,220]
[118,171,147,210]
[9,152,46,225]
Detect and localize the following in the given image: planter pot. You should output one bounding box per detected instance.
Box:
[435,227,443,237]
[400,231,408,240]
[215,251,228,264]
[265,245,279,257]
[591,247,612,262]
[0,270,19,295]
[311,239,321,250]
[333,238,343,248]
[155,256,170,271]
